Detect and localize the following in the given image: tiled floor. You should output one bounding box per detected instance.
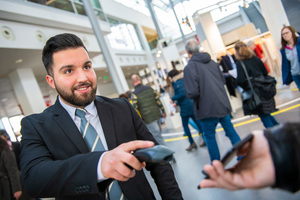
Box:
[144,86,300,200]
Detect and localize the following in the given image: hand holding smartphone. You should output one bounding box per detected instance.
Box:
[202,133,254,179]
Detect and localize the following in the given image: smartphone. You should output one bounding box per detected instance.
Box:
[202,133,254,179]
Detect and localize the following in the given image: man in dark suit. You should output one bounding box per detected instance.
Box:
[19,33,183,200]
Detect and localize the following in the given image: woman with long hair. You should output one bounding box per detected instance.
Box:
[280,25,300,91]
[0,135,22,200]
[234,41,279,128]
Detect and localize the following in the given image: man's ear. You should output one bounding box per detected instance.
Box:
[46,75,55,89]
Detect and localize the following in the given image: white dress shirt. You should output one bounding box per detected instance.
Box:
[59,96,108,182]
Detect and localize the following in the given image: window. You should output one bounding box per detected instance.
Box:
[107,19,143,50]
[26,0,106,21]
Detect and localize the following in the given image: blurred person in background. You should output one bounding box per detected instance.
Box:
[0,130,21,169]
[167,69,205,151]
[0,135,22,200]
[131,74,167,145]
[0,130,34,200]
[280,25,300,91]
[234,41,279,128]
[183,40,241,162]
[247,40,270,73]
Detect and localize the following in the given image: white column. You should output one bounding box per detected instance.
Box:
[9,68,46,116]
[103,37,130,93]
[258,0,290,49]
[136,24,160,90]
[199,12,225,61]
[83,0,129,95]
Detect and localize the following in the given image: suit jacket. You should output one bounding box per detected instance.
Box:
[20,96,182,200]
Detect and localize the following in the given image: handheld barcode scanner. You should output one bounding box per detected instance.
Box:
[133,145,175,163]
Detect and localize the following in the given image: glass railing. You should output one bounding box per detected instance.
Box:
[25,0,107,21]
[46,0,74,13]
[23,0,145,51]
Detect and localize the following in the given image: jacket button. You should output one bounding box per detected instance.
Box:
[82,185,87,192]
[86,185,91,192]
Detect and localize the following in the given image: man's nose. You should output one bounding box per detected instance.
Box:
[77,70,88,82]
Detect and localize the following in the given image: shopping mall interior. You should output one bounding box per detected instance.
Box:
[0,0,299,199]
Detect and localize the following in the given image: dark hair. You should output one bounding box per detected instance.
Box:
[119,93,129,99]
[234,41,254,60]
[0,136,9,151]
[280,26,298,50]
[125,90,132,99]
[167,69,180,78]
[0,129,10,140]
[42,33,87,76]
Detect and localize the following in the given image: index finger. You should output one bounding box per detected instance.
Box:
[119,140,155,152]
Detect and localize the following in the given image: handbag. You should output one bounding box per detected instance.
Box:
[252,75,277,100]
[240,61,262,112]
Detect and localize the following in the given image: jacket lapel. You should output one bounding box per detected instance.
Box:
[52,98,89,153]
[94,96,117,150]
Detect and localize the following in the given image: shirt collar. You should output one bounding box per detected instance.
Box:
[58,96,97,120]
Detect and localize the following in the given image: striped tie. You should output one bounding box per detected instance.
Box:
[75,108,124,200]
[75,108,105,151]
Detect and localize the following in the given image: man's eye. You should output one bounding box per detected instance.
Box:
[84,65,91,69]
[65,69,72,74]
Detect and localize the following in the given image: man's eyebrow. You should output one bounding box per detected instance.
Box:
[59,65,74,72]
[84,60,92,65]
[58,61,92,72]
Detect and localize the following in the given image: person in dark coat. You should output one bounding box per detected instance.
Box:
[0,136,22,200]
[0,130,21,170]
[183,40,241,162]
[219,55,237,97]
[167,69,205,151]
[234,41,279,128]
[0,130,34,200]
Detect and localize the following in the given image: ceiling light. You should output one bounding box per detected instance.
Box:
[1,26,15,41]
[15,59,23,64]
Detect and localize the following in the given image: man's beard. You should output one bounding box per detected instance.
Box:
[55,81,97,107]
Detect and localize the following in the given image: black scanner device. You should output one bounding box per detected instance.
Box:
[132,145,175,164]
